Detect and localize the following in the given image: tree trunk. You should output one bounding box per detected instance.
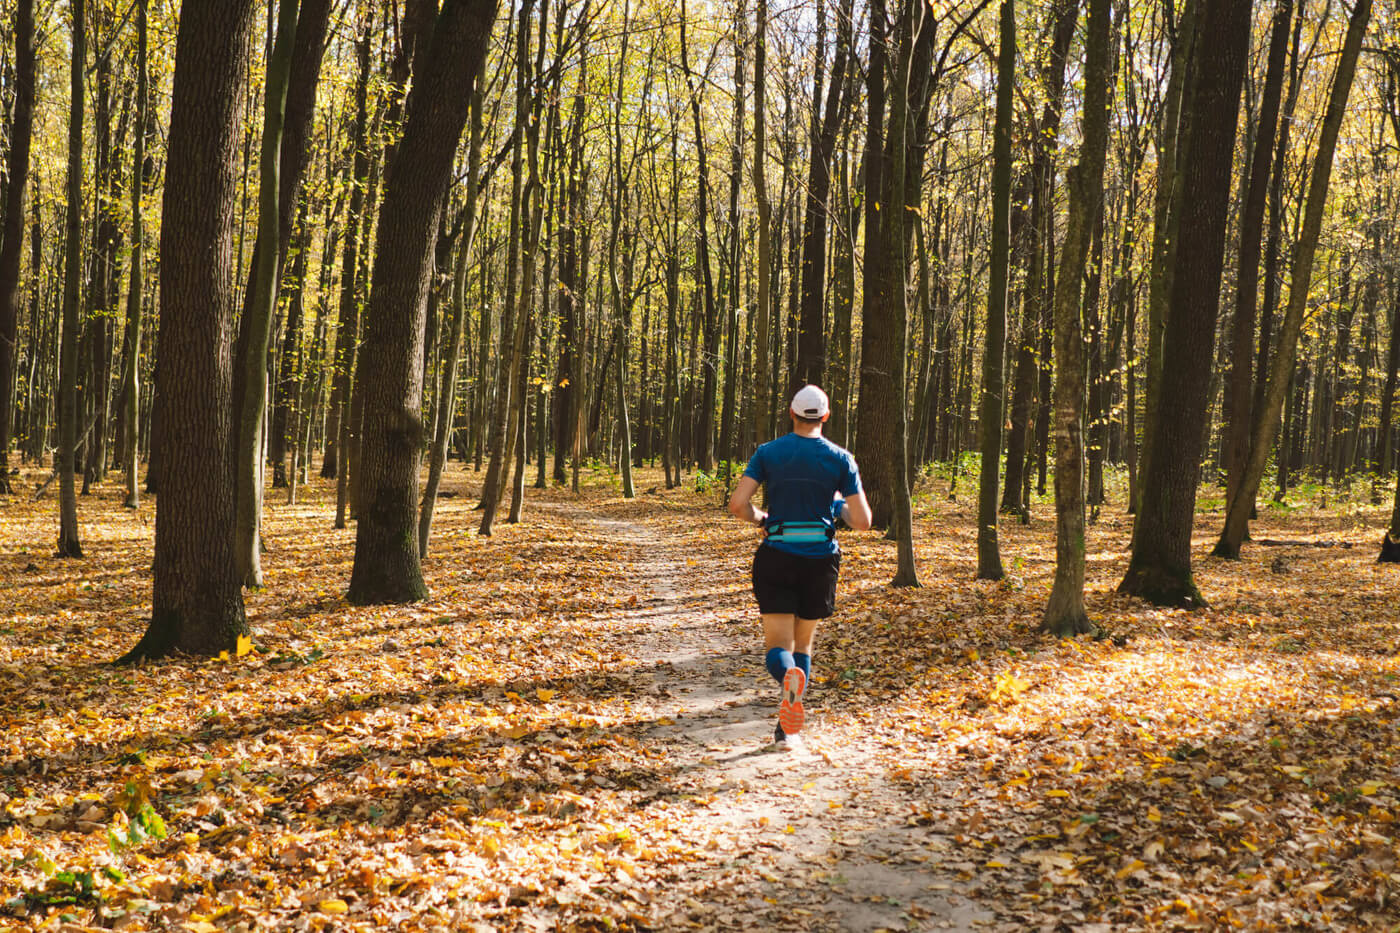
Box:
[752,0,772,449]
[56,0,86,558]
[121,0,149,509]
[1214,0,1370,559]
[235,0,300,589]
[1138,0,1197,515]
[1117,0,1252,606]
[1222,0,1292,522]
[478,0,534,533]
[792,0,853,391]
[421,89,482,557]
[324,18,373,487]
[0,0,36,493]
[1001,0,1078,516]
[119,0,258,663]
[349,0,500,603]
[1383,471,1400,562]
[679,0,720,472]
[1043,0,1111,637]
[974,0,1015,579]
[553,70,586,485]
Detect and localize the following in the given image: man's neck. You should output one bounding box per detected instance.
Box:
[792,424,822,439]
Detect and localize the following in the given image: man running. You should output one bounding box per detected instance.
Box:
[728,385,872,748]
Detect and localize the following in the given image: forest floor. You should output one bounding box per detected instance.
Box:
[1,461,1399,931]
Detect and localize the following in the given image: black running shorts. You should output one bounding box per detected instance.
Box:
[751,545,841,620]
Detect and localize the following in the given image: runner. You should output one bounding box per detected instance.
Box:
[727,385,873,749]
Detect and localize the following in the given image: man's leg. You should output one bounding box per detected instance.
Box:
[792,617,819,689]
[762,613,796,684]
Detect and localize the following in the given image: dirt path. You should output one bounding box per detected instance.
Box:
[544,501,993,932]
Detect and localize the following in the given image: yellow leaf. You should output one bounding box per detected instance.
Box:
[783,825,796,834]
[505,691,521,702]
[482,836,501,858]
[1116,859,1146,879]
[1147,805,1162,822]
[1360,780,1386,796]
[318,899,349,915]
[236,634,253,657]
[1045,790,1070,798]
[985,859,1009,868]
[536,688,556,702]
[427,756,457,769]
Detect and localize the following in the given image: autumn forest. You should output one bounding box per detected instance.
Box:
[2,0,1400,928]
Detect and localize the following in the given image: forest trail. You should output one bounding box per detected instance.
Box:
[5,470,1398,931]
[540,499,992,932]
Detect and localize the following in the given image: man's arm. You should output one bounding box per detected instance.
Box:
[840,492,873,531]
[728,475,767,526]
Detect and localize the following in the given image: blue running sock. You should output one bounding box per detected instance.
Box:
[764,646,794,685]
[793,652,812,690]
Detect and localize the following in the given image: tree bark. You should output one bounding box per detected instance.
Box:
[57,0,86,558]
[1043,0,1111,637]
[1138,0,1197,515]
[421,90,482,557]
[0,0,36,493]
[348,0,500,604]
[1001,0,1078,517]
[119,0,258,663]
[679,0,720,472]
[1222,0,1292,523]
[477,0,535,534]
[752,0,772,449]
[121,0,150,509]
[792,0,853,391]
[235,0,300,589]
[1215,0,1371,559]
[323,17,373,486]
[975,0,1015,580]
[1118,0,1252,606]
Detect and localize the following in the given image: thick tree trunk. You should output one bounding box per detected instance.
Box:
[0,0,36,493]
[119,0,257,663]
[974,0,1015,579]
[349,0,500,603]
[1118,0,1252,606]
[1215,0,1370,559]
[1138,0,1197,515]
[1043,0,1111,637]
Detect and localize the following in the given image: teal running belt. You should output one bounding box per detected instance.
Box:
[766,521,834,543]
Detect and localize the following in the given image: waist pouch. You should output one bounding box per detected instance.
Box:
[766,520,835,543]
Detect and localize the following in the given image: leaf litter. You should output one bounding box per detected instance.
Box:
[0,465,1397,930]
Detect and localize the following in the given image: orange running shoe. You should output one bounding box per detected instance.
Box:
[778,667,806,736]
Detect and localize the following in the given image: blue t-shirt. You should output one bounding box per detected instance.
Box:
[743,433,863,557]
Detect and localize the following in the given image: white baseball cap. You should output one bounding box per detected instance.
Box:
[790,385,830,420]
